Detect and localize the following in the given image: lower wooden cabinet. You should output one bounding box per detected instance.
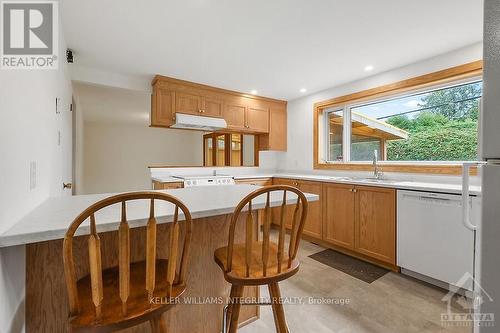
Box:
[152,181,184,190]
[323,183,356,250]
[354,186,396,265]
[272,178,323,239]
[234,178,272,186]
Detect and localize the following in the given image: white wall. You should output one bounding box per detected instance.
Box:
[0,6,73,332]
[279,43,483,173]
[82,122,203,194]
[73,82,204,194]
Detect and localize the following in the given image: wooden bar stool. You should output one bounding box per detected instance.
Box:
[214,185,308,333]
[62,192,193,333]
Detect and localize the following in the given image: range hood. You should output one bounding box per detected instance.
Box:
[170,113,227,131]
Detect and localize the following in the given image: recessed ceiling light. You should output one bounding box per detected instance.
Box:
[250,90,258,95]
[364,65,374,72]
[300,88,307,93]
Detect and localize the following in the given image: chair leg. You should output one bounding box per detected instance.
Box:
[268,282,289,333]
[149,314,167,333]
[227,284,244,333]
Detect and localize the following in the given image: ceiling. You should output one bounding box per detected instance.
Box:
[62,0,483,100]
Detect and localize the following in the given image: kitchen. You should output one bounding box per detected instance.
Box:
[0,1,498,333]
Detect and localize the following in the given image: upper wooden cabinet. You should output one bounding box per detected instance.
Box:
[151,75,287,150]
[246,101,269,133]
[202,95,224,117]
[151,87,175,127]
[259,102,287,151]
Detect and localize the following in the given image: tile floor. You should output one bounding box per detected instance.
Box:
[240,239,472,333]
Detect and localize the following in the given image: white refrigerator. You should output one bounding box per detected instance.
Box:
[477,0,500,331]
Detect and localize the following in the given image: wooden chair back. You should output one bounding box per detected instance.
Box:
[62,192,192,322]
[226,185,308,278]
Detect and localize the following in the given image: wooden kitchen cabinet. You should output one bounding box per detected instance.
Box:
[174,91,202,115]
[298,180,323,239]
[201,94,224,117]
[224,97,247,131]
[152,181,184,190]
[223,97,269,133]
[151,87,175,127]
[323,183,356,250]
[246,100,269,133]
[235,178,273,186]
[151,75,286,150]
[272,178,322,239]
[355,186,396,265]
[259,102,287,151]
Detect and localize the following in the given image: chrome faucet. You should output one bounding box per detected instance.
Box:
[373,150,383,179]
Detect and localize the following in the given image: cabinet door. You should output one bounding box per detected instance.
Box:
[259,103,286,151]
[298,180,322,239]
[271,178,299,228]
[174,91,202,115]
[355,186,396,265]
[202,95,224,118]
[224,102,247,130]
[151,87,174,127]
[246,103,269,133]
[324,184,355,250]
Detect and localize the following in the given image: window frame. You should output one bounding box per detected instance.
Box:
[313,61,483,175]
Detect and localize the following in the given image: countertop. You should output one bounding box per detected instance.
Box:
[0,185,318,248]
[153,173,481,196]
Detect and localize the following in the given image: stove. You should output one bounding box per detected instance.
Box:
[172,175,235,188]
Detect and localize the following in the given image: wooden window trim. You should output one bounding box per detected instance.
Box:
[313,61,483,175]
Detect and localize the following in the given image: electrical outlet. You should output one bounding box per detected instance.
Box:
[29,161,37,190]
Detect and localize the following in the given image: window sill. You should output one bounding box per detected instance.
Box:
[314,162,477,175]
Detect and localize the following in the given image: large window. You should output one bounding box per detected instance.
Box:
[324,79,482,163]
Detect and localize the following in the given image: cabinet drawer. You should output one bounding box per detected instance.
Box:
[235,178,272,186]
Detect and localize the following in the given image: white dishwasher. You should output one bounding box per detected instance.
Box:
[397,190,480,291]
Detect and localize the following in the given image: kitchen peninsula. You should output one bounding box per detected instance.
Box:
[0,185,318,333]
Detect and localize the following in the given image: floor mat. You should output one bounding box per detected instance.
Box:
[309,249,389,283]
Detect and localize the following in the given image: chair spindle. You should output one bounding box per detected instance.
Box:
[262,192,271,277]
[88,214,104,321]
[146,199,157,302]
[245,201,253,277]
[288,198,300,268]
[167,205,180,297]
[119,201,130,316]
[277,191,287,273]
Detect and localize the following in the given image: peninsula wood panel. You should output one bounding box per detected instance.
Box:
[354,186,396,265]
[323,183,355,250]
[26,213,259,333]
